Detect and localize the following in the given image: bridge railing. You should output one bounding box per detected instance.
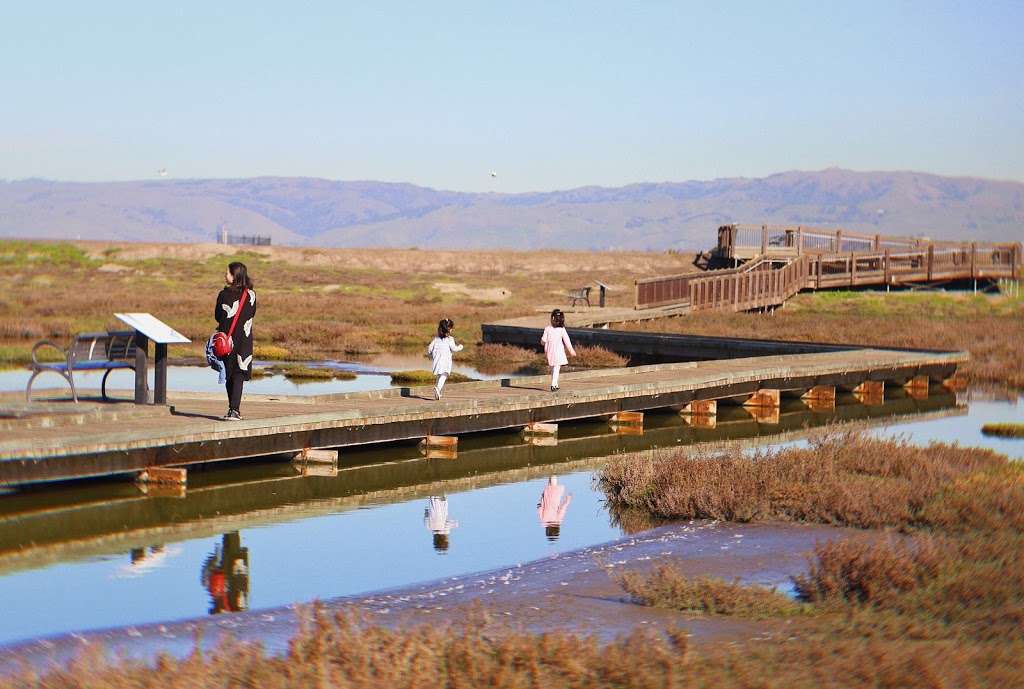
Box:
[688,256,810,312]
[714,224,995,260]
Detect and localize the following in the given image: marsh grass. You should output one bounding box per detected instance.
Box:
[389,370,476,385]
[618,566,805,617]
[0,239,690,369]
[598,429,1007,529]
[981,422,1024,438]
[263,364,358,382]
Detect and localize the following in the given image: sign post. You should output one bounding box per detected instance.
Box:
[114,313,191,405]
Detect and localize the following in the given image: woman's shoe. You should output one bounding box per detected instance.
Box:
[550,385,559,392]
[434,389,441,400]
[223,409,242,421]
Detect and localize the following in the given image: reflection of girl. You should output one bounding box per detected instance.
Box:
[424,495,459,552]
[537,476,572,541]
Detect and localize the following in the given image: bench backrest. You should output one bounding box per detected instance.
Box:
[69,331,138,363]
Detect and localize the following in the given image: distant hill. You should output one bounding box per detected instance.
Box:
[1,169,1021,251]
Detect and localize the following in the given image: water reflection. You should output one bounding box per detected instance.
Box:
[0,390,1010,646]
[424,496,458,553]
[200,532,250,615]
[537,477,572,541]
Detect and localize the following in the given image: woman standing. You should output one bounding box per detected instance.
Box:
[214,262,257,421]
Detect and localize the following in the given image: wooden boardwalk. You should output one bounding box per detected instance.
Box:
[0,344,965,486]
[635,225,1021,311]
[0,391,961,575]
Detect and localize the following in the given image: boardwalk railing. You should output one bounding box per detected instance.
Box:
[635,226,1021,310]
[689,255,810,312]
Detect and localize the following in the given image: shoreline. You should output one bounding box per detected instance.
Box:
[0,519,857,676]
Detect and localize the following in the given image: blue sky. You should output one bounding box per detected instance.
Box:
[1,1,1021,191]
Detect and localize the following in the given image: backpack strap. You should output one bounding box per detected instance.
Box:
[226,289,248,338]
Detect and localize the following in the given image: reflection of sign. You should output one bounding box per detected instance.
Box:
[114,313,191,344]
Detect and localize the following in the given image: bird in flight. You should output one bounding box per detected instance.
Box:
[157,168,168,177]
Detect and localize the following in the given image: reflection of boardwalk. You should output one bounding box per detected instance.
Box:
[0,393,962,576]
[0,345,964,485]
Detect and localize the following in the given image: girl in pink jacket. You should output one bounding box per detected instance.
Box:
[541,309,576,392]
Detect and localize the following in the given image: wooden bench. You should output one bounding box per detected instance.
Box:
[567,286,592,307]
[26,331,143,403]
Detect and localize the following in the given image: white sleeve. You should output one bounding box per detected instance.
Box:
[449,338,464,353]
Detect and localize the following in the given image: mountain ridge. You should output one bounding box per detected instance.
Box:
[1,169,1021,250]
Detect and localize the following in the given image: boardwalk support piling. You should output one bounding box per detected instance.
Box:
[421,436,458,449]
[609,411,644,435]
[680,399,717,417]
[523,422,558,436]
[292,448,339,463]
[801,385,836,411]
[136,466,186,485]
[853,381,885,405]
[743,389,781,409]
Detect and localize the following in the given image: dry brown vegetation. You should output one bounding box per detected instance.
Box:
[617,566,804,617]
[625,289,1024,388]
[0,239,696,369]
[598,429,1009,529]
[601,431,1024,648]
[6,434,1020,688]
[981,422,1024,438]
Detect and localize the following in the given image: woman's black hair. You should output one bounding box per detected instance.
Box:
[437,318,454,338]
[545,524,561,541]
[432,533,450,552]
[227,262,254,290]
[550,309,565,328]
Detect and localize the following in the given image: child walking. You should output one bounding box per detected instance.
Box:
[541,309,575,392]
[427,318,463,400]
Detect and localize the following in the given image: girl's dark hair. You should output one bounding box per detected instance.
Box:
[550,309,565,328]
[437,318,454,338]
[227,262,254,290]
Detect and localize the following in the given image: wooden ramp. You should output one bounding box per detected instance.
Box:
[0,344,965,486]
[635,225,1021,312]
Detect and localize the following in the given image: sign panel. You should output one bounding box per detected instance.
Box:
[114,313,191,344]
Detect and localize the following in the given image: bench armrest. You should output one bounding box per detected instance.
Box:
[31,340,69,367]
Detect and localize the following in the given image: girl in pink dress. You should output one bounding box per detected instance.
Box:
[541,309,576,392]
[537,476,572,541]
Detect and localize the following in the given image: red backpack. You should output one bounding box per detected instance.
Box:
[212,288,248,358]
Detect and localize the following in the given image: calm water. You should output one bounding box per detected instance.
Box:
[2,356,501,398]
[0,391,1019,646]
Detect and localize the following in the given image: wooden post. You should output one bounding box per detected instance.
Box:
[610,411,643,425]
[801,385,835,411]
[927,244,934,281]
[884,248,891,285]
[523,422,558,436]
[421,435,458,449]
[853,380,884,405]
[873,234,881,251]
[154,342,168,405]
[970,242,977,280]
[761,225,768,255]
[681,414,716,429]
[850,252,856,286]
[292,448,339,463]
[797,226,804,254]
[137,466,186,485]
[743,389,780,408]
[680,399,717,416]
[834,230,842,252]
[134,333,149,405]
